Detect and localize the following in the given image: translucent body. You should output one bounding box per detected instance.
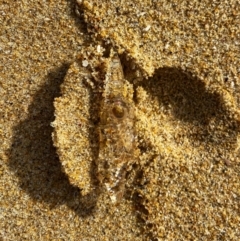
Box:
[97,50,136,203]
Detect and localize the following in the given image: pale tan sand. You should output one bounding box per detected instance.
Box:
[0,0,239,240]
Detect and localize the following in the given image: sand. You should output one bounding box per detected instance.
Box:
[1,0,239,240]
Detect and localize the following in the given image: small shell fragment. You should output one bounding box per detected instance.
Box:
[82,60,89,67]
[143,25,151,32]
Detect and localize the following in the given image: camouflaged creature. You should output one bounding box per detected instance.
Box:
[96,50,137,203]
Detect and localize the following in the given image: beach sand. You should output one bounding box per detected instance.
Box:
[1,0,239,240]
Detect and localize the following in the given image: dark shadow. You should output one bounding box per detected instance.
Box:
[141,68,222,125]
[137,67,239,148]
[7,63,97,217]
[67,0,88,34]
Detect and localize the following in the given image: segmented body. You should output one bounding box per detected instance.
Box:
[96,50,136,203]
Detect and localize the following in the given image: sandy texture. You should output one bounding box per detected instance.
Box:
[1,0,240,240]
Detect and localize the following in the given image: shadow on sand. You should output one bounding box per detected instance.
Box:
[7,61,239,221]
[7,63,98,218]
